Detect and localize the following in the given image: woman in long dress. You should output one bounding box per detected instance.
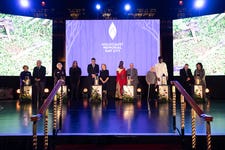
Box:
[115,61,127,99]
[99,64,109,95]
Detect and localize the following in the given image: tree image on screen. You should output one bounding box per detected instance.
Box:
[0,13,52,76]
[173,13,225,76]
[66,20,160,76]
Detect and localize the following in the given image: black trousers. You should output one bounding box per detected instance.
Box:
[70,80,80,100]
[33,81,45,108]
[148,84,156,100]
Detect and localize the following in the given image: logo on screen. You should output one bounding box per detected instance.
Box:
[109,22,117,40]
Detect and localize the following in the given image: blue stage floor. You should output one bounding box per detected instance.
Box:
[0,98,224,136]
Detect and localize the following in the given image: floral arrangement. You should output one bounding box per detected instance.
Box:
[158,86,169,103]
[90,88,102,103]
[193,86,204,103]
[20,92,32,102]
[122,93,134,102]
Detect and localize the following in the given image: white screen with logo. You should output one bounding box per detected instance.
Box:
[66,20,160,76]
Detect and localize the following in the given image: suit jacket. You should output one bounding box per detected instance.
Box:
[127,68,138,85]
[87,64,99,77]
[180,68,194,85]
[33,66,46,82]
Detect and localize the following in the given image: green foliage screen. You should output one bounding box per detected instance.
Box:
[0,13,52,76]
[173,13,225,76]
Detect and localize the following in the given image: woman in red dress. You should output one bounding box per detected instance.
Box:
[115,61,127,99]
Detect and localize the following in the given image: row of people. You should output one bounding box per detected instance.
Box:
[20,57,206,102]
[19,57,169,101]
[179,62,206,96]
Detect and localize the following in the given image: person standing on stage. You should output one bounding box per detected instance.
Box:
[155,56,168,85]
[115,61,127,99]
[126,63,138,98]
[69,61,82,100]
[54,62,66,85]
[194,62,206,97]
[87,58,99,95]
[33,60,46,104]
[20,65,32,87]
[99,64,109,96]
[146,66,157,100]
[180,64,194,95]
[194,63,206,87]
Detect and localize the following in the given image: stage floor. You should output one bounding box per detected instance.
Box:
[0,98,224,136]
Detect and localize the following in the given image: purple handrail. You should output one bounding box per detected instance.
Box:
[31,79,64,121]
[171,81,213,122]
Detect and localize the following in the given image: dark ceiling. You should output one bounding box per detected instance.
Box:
[0,0,225,19]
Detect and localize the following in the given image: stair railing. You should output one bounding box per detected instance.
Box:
[31,79,65,150]
[171,81,213,150]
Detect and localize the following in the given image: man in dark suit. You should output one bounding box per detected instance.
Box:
[127,63,139,98]
[87,58,99,95]
[180,64,194,95]
[33,60,46,106]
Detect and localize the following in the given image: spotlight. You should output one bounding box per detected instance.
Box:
[44,88,49,93]
[137,88,142,93]
[41,1,46,7]
[16,89,21,94]
[205,88,210,94]
[179,0,183,6]
[83,88,88,93]
[20,0,29,8]
[124,3,131,11]
[82,88,88,98]
[95,3,101,10]
[194,0,205,9]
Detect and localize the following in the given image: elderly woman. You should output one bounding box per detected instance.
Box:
[54,62,66,85]
[20,65,32,87]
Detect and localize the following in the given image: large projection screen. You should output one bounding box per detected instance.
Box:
[66,20,160,76]
[173,13,225,76]
[0,13,52,76]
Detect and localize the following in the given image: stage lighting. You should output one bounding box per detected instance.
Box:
[20,0,29,8]
[179,0,183,6]
[44,88,49,93]
[194,0,205,9]
[16,89,21,94]
[95,3,101,10]
[205,88,210,94]
[41,1,46,7]
[137,88,142,93]
[82,88,88,98]
[83,88,88,93]
[124,3,131,11]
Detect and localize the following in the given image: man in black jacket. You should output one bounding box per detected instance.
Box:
[87,58,99,95]
[33,60,46,106]
[180,64,194,95]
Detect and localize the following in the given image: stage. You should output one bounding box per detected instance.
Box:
[0,98,225,149]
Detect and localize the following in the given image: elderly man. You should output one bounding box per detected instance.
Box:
[33,60,46,105]
[127,63,139,98]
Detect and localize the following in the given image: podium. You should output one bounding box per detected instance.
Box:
[123,85,134,102]
[158,85,170,101]
[91,85,102,101]
[20,85,32,102]
[194,85,203,99]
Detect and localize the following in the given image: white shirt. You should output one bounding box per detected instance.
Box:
[155,62,168,84]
